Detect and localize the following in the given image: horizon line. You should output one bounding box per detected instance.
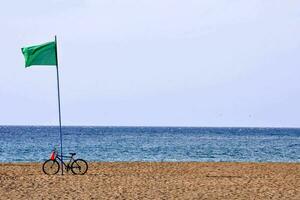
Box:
[0,124,300,129]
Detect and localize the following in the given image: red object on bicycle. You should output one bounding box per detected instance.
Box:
[50,151,56,160]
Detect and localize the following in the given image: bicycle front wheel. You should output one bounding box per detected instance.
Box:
[42,159,60,175]
[71,159,88,175]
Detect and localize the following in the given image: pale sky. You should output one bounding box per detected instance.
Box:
[0,0,300,127]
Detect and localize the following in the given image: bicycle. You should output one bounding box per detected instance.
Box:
[42,148,88,175]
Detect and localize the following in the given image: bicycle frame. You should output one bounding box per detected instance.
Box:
[44,150,88,175]
[55,154,76,171]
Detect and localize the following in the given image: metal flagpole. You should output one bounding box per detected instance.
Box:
[54,35,63,175]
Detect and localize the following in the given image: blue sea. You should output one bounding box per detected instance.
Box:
[0,126,299,162]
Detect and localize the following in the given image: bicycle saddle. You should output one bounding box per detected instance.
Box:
[69,153,76,156]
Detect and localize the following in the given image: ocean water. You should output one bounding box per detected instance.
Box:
[0,126,299,162]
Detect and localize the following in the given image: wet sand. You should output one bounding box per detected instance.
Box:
[0,162,299,199]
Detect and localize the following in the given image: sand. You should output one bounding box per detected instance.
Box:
[0,162,299,199]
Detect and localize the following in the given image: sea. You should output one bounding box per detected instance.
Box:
[0,126,299,162]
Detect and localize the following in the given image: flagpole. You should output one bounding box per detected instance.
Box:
[54,35,63,175]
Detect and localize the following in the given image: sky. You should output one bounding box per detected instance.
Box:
[0,0,300,127]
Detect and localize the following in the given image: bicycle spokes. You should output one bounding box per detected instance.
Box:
[71,159,88,175]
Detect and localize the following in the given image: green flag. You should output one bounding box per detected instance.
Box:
[22,41,57,68]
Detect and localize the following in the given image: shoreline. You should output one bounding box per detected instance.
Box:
[1,161,299,164]
[1,162,299,199]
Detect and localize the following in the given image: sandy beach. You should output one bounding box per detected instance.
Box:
[0,162,299,199]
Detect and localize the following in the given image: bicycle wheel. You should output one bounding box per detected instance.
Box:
[42,159,60,175]
[71,159,88,175]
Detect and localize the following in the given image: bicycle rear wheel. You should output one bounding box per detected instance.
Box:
[43,159,60,175]
[71,159,88,175]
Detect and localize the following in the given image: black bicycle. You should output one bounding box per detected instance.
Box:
[42,149,88,175]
